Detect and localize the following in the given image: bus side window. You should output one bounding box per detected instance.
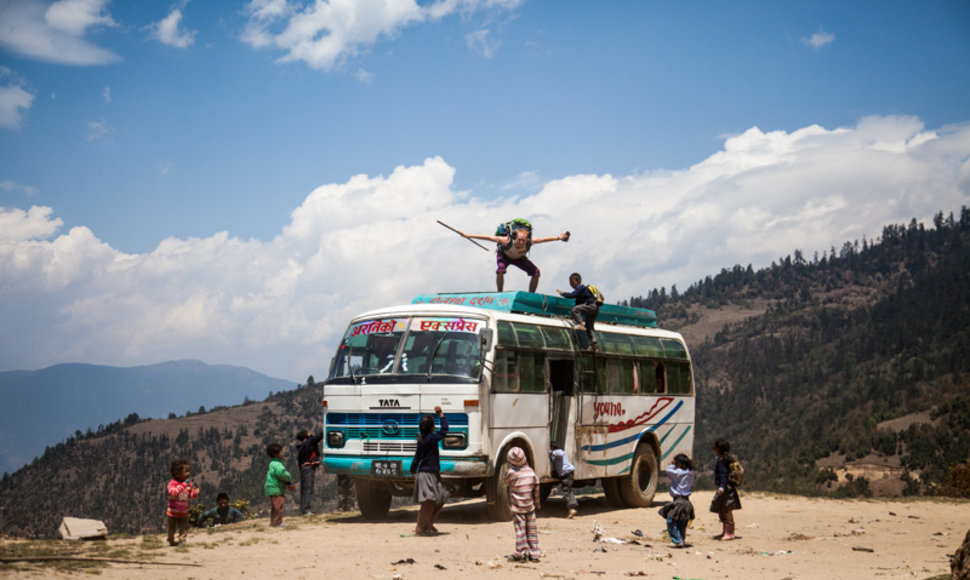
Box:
[655,361,666,393]
[667,362,693,395]
[519,352,546,392]
[577,355,597,393]
[492,350,518,392]
[606,359,635,394]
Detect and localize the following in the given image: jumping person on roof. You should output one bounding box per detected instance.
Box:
[456,219,569,293]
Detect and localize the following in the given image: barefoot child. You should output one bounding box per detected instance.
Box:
[264,443,294,527]
[659,453,695,547]
[166,458,198,546]
[710,438,742,540]
[504,447,541,562]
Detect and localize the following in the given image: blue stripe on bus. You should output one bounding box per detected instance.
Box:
[585,452,634,467]
[586,425,692,472]
[660,425,691,461]
[580,400,684,452]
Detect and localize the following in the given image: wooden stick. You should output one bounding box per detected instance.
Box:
[436,220,491,252]
[0,555,202,566]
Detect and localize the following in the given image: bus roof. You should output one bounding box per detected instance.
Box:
[411,291,657,329]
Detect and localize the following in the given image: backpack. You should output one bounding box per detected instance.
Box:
[727,456,744,486]
[496,218,533,253]
[587,284,605,305]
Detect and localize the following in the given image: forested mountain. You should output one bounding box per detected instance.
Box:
[0,381,328,538]
[0,360,295,475]
[627,207,970,497]
[1,209,968,539]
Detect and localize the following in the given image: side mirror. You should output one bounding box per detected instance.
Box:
[479,327,494,352]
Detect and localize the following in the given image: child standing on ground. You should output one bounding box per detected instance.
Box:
[710,438,742,540]
[549,441,578,519]
[166,458,198,546]
[658,453,695,547]
[411,405,449,536]
[264,443,294,527]
[504,446,541,562]
[295,429,324,516]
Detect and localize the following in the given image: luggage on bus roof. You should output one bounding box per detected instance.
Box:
[411,291,657,329]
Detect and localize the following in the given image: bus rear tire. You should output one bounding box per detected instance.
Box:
[602,477,626,507]
[486,453,513,521]
[356,478,392,520]
[619,444,659,507]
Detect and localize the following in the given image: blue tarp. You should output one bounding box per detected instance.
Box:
[411,291,657,328]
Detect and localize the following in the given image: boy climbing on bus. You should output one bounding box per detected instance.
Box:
[452,219,569,292]
[557,273,602,351]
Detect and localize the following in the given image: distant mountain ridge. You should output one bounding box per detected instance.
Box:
[0,360,295,475]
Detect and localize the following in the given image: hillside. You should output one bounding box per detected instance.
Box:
[629,207,970,498]
[0,360,295,475]
[0,381,328,538]
[1,209,969,539]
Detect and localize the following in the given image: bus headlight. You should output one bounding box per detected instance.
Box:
[442,433,467,449]
[327,431,345,448]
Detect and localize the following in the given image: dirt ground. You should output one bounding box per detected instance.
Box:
[3,491,967,580]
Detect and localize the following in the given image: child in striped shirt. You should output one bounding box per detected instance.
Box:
[503,447,541,562]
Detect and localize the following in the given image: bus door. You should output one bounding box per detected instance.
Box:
[548,359,574,450]
[575,353,608,479]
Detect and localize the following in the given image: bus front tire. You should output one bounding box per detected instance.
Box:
[618,444,659,507]
[486,454,513,521]
[356,478,392,520]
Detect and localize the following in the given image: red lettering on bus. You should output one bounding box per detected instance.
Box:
[593,401,625,420]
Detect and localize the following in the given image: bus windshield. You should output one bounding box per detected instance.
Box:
[327,316,486,384]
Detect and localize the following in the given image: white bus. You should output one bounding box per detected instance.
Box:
[322,291,694,520]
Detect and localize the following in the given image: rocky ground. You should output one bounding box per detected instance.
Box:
[2,491,967,579]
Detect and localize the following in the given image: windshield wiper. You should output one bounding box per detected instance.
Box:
[426,332,450,381]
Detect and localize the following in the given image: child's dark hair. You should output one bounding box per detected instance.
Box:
[170,458,190,479]
[673,453,694,470]
[550,441,562,451]
[266,443,283,457]
[217,492,230,502]
[295,430,309,441]
[713,438,731,455]
[418,414,435,440]
[569,272,582,283]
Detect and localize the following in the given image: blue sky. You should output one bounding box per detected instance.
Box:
[1,0,969,382]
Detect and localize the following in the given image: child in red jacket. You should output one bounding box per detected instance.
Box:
[166,458,199,546]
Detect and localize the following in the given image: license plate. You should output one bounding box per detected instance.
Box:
[371,460,402,477]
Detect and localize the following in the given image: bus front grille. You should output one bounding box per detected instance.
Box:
[362,441,418,454]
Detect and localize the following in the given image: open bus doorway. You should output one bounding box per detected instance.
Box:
[549,359,574,455]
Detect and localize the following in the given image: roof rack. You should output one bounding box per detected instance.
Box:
[411,291,657,329]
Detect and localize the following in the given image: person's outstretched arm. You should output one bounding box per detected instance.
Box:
[460,230,507,244]
[532,231,570,244]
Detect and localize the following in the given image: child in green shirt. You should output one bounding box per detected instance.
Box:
[264,443,293,527]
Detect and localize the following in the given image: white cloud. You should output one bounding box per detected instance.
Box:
[0,80,34,130]
[0,0,120,65]
[466,28,499,58]
[0,180,39,196]
[1,116,968,380]
[241,0,520,71]
[85,118,114,141]
[149,6,196,49]
[803,30,835,50]
[102,85,111,103]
